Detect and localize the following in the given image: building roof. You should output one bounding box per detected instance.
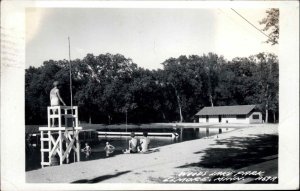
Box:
[195,105,256,116]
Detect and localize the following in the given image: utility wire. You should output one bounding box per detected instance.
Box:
[231,8,272,41]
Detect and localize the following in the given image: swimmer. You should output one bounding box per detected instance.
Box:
[104,142,115,157]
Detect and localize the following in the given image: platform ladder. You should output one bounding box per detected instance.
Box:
[39,106,82,168]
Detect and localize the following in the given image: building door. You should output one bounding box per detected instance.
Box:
[218,115,222,123]
[206,115,209,122]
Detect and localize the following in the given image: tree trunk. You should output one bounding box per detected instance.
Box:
[108,115,111,125]
[125,111,128,125]
[89,115,92,124]
[178,103,183,123]
[209,94,214,107]
[265,109,268,123]
[207,68,214,107]
[173,86,183,122]
[264,85,269,123]
[162,112,166,121]
[273,111,276,123]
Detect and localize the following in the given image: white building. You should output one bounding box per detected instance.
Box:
[195,105,262,124]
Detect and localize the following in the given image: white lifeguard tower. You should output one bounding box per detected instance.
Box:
[39,106,82,168]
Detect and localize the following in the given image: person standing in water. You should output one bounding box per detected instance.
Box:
[82,142,92,152]
[104,142,115,157]
[81,142,92,158]
[50,81,66,126]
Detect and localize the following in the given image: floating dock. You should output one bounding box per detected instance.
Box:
[97,131,179,139]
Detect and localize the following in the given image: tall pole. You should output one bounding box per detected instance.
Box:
[68,36,73,108]
[125,109,128,141]
[126,110,127,132]
[68,36,75,161]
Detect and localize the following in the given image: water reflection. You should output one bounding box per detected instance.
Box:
[82,150,91,158]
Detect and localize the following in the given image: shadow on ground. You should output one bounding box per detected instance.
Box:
[177,134,278,170]
[71,170,131,183]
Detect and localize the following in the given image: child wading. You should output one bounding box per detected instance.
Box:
[81,142,92,158]
[104,142,115,157]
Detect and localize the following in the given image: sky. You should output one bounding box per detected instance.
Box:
[26,8,278,69]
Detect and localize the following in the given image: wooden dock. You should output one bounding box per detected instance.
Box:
[97,131,179,138]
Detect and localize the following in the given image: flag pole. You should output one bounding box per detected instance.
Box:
[68,36,73,108]
[68,36,75,161]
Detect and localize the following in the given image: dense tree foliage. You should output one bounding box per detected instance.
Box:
[260,8,279,45]
[25,52,278,125]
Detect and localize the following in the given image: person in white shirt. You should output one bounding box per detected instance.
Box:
[50,81,66,106]
[49,81,66,126]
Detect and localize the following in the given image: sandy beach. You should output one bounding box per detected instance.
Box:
[26,124,278,183]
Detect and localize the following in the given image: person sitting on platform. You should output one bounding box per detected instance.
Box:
[123,132,138,154]
[104,142,115,157]
[50,81,66,127]
[140,132,150,153]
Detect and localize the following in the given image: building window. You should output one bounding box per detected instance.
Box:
[252,114,259,119]
[236,115,246,119]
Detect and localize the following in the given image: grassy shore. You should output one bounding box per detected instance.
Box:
[26,124,278,183]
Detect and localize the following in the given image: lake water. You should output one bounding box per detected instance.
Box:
[26,127,233,171]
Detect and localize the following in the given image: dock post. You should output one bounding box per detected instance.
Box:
[40,130,44,168]
[180,127,183,141]
[48,129,52,165]
[76,135,80,162]
[59,130,63,165]
[66,141,69,164]
[64,108,69,164]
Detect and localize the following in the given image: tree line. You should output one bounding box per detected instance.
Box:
[25,52,278,125]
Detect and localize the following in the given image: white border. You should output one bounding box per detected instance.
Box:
[1,1,299,190]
